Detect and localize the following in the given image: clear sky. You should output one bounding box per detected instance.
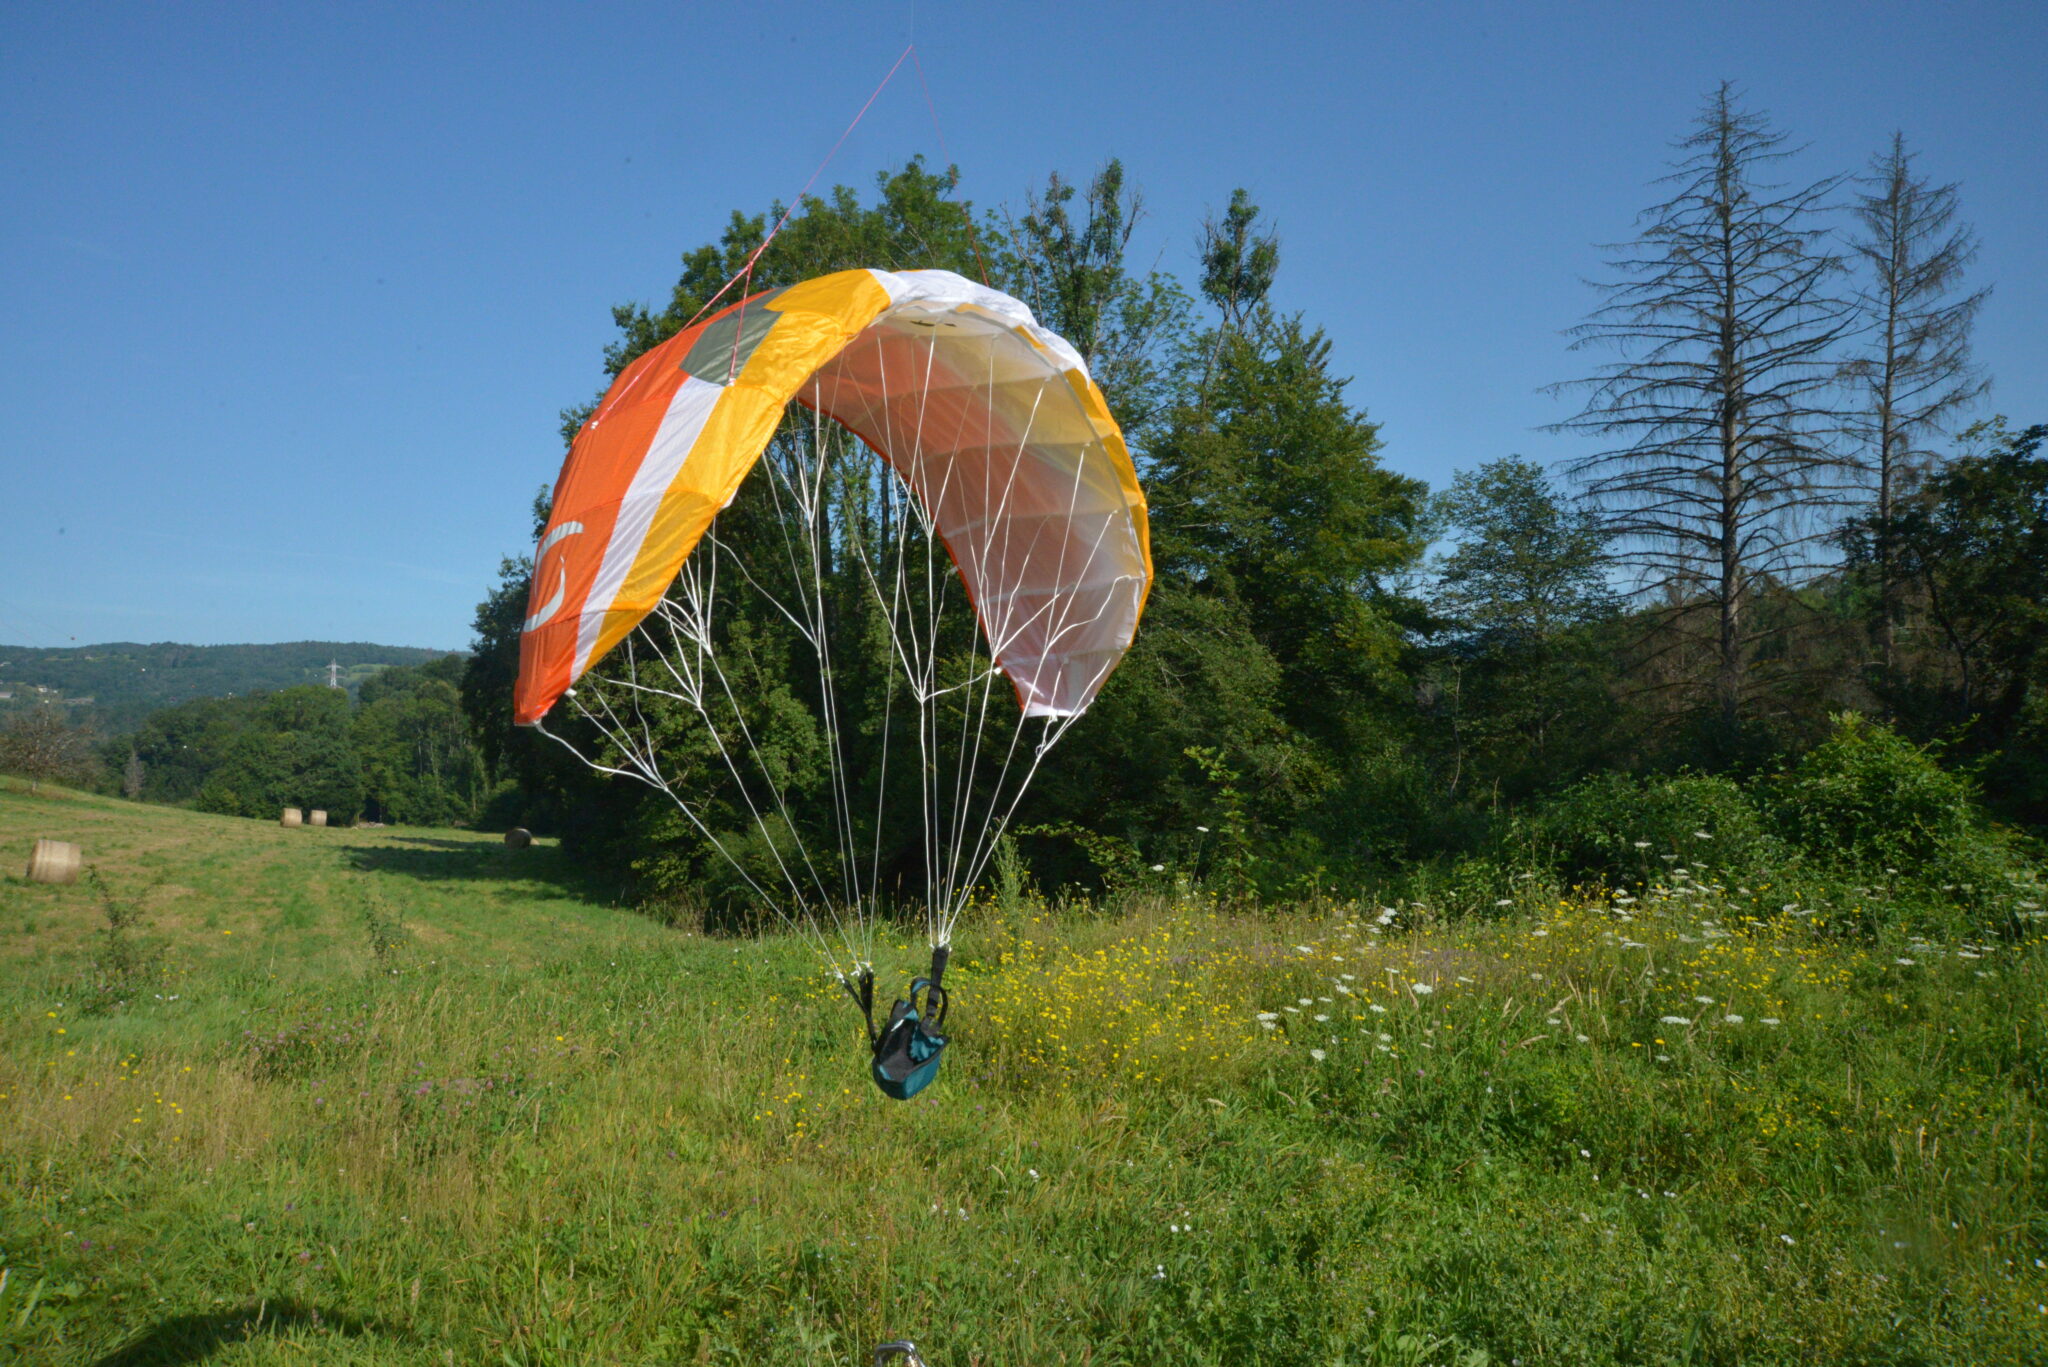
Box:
[3,1,2041,651]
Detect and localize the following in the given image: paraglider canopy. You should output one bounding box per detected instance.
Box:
[514,268,1152,728]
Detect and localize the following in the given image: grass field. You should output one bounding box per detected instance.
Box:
[3,780,2046,1365]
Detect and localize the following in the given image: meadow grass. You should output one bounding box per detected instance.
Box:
[2,779,2045,1365]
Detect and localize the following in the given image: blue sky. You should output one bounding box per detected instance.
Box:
[3,1,2041,650]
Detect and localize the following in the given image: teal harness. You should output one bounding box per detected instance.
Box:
[846,946,950,1101]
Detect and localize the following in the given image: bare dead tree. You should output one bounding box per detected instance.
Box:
[1843,133,1991,675]
[1550,83,1857,731]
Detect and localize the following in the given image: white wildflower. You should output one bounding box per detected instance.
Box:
[1659,1016,1691,1026]
[1410,982,1434,996]
[1309,1049,1327,1062]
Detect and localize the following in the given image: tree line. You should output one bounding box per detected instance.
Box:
[3,656,494,828]
[452,83,2040,905]
[9,84,2038,912]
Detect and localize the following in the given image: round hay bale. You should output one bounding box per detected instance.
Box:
[308,809,328,828]
[280,807,303,827]
[27,838,82,885]
[504,827,533,850]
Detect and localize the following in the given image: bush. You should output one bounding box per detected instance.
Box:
[1509,770,1785,889]
[1771,714,1978,871]
[1767,714,2037,919]
[474,779,543,834]
[79,868,165,1014]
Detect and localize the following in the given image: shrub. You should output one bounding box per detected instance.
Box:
[473,779,532,833]
[1771,714,1981,873]
[78,868,165,1014]
[1509,770,1784,889]
[1767,714,2037,923]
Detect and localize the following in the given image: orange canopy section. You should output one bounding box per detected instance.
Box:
[513,268,1152,727]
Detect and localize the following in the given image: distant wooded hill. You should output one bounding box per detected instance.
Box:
[0,641,458,732]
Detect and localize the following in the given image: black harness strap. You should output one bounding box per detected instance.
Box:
[841,967,879,1050]
[841,946,950,1058]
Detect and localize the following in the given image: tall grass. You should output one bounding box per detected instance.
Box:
[2,780,2045,1364]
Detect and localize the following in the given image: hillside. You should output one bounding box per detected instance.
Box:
[0,641,458,732]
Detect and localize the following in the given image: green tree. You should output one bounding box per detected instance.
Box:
[461,546,615,839]
[191,686,365,823]
[1196,187,1280,400]
[1846,420,2048,821]
[125,695,256,804]
[1422,457,1620,802]
[1007,160,1193,445]
[1431,457,1614,639]
[1069,196,1427,877]
[1153,316,1427,756]
[353,658,488,825]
